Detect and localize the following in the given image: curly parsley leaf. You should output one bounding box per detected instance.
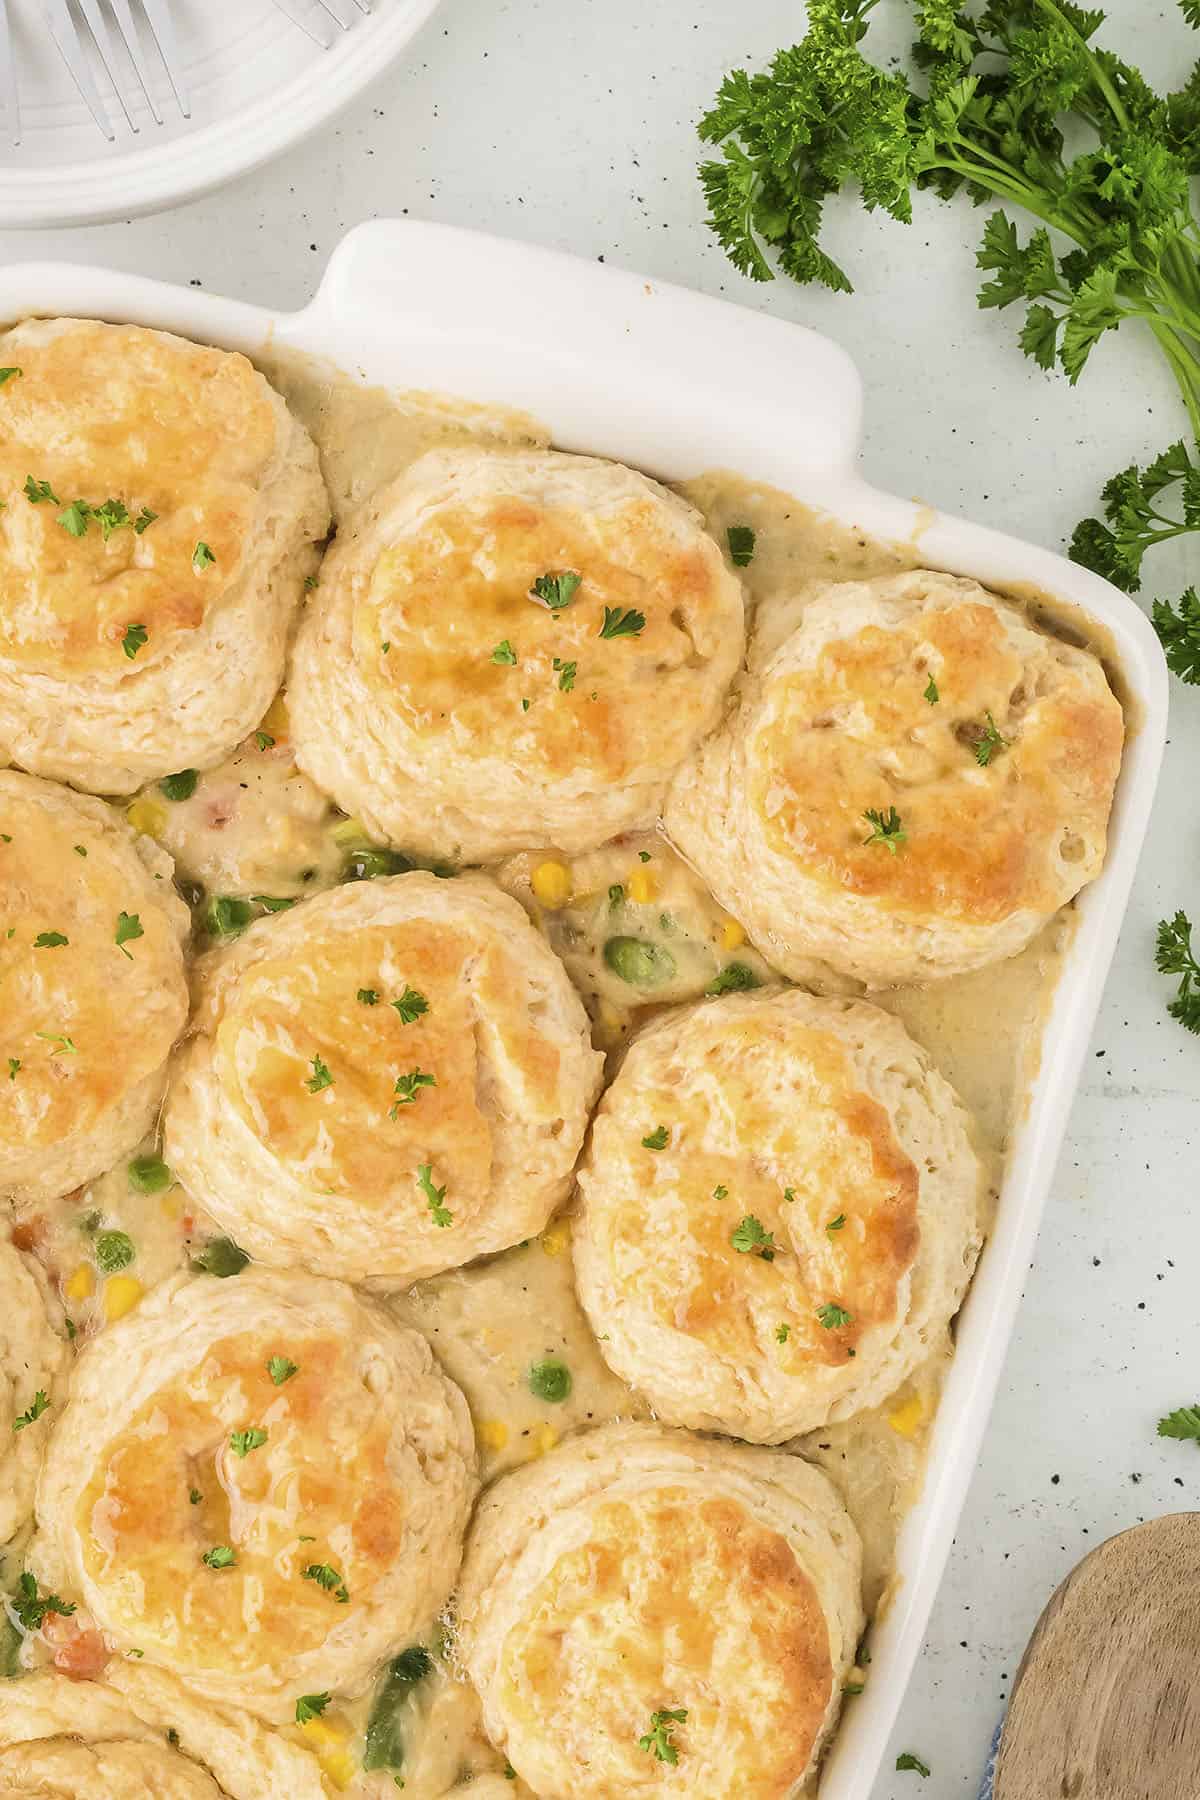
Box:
[1156,911,1200,1032]
[1152,587,1200,683]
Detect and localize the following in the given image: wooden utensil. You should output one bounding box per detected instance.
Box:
[993,1513,1200,1800]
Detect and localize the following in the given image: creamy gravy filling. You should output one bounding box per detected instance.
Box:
[2,366,1098,1799]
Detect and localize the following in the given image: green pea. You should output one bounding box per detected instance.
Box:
[94,1230,135,1273]
[527,1359,572,1403]
[128,1154,171,1195]
[159,769,198,802]
[603,936,677,989]
[343,847,412,882]
[190,1237,249,1278]
[205,896,253,939]
[705,961,761,997]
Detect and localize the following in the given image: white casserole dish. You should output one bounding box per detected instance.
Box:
[0,219,1168,1797]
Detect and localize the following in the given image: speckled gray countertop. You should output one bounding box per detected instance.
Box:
[2,2,1195,1792]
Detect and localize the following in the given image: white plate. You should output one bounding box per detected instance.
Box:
[0,0,440,227]
[0,222,1169,1793]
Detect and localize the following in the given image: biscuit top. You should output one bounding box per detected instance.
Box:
[583,1001,920,1375]
[199,893,568,1248]
[0,773,188,1156]
[751,581,1124,926]
[0,320,280,678]
[354,452,742,781]
[496,1488,832,1797]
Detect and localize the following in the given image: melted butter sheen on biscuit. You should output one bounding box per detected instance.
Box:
[360,495,718,780]
[500,1492,831,1798]
[79,1327,407,1675]
[0,323,275,677]
[753,600,1123,923]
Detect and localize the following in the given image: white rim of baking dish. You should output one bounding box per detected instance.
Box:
[0,1,442,229]
[0,220,1169,1796]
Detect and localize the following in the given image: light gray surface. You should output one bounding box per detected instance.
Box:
[2,2,1196,1793]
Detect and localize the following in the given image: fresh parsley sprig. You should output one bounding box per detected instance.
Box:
[1156,911,1200,1032]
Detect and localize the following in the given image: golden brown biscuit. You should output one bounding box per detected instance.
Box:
[163,872,602,1286]
[32,1268,476,1721]
[0,319,329,794]
[573,988,985,1442]
[287,448,745,862]
[666,569,1124,985]
[0,771,190,1207]
[0,1669,330,1800]
[457,1422,863,1799]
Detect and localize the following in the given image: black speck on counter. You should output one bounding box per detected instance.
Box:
[1050,1474,1060,1485]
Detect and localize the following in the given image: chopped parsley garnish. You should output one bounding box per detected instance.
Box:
[192,541,216,572]
[357,988,380,1006]
[730,1215,775,1260]
[727,524,756,566]
[608,883,625,906]
[638,850,651,862]
[1158,1405,1200,1444]
[95,1230,135,1273]
[267,1355,299,1386]
[250,895,295,914]
[974,711,1010,767]
[392,985,429,1025]
[303,1562,350,1603]
[531,570,581,610]
[599,605,646,639]
[230,1427,268,1458]
[74,844,87,857]
[202,1545,237,1570]
[491,640,518,665]
[527,1359,572,1403]
[783,1188,795,1202]
[121,622,148,660]
[134,507,157,534]
[705,961,760,996]
[24,476,59,505]
[775,1323,790,1344]
[844,1681,865,1696]
[827,1213,846,1233]
[817,1302,853,1330]
[304,575,318,591]
[553,657,577,691]
[296,1693,332,1724]
[34,931,68,948]
[12,1390,49,1432]
[417,1163,452,1228]
[34,1032,75,1055]
[391,1067,436,1116]
[115,911,144,957]
[0,367,20,384]
[128,1156,170,1200]
[254,731,275,751]
[160,769,199,802]
[7,1059,19,1080]
[11,1572,74,1631]
[924,675,939,704]
[189,1488,202,1505]
[639,1707,687,1765]
[862,807,906,853]
[57,498,91,537]
[713,1184,728,1200]
[897,1753,931,1778]
[641,1125,669,1150]
[190,1236,250,1278]
[305,1054,333,1093]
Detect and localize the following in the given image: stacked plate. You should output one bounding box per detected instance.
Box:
[0,0,440,226]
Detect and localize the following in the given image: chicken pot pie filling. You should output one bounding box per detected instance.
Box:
[0,350,1124,1799]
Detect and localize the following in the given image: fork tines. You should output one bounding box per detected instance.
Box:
[38,0,190,139]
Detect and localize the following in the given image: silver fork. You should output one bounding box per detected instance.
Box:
[271,0,371,52]
[38,0,189,141]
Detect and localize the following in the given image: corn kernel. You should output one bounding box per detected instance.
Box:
[531,1423,559,1457]
[719,917,746,951]
[258,692,290,739]
[531,860,573,909]
[300,1715,355,1789]
[479,1419,509,1453]
[887,1393,925,1439]
[627,866,658,905]
[65,1263,94,1302]
[540,1219,570,1257]
[125,798,167,840]
[103,1276,144,1323]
